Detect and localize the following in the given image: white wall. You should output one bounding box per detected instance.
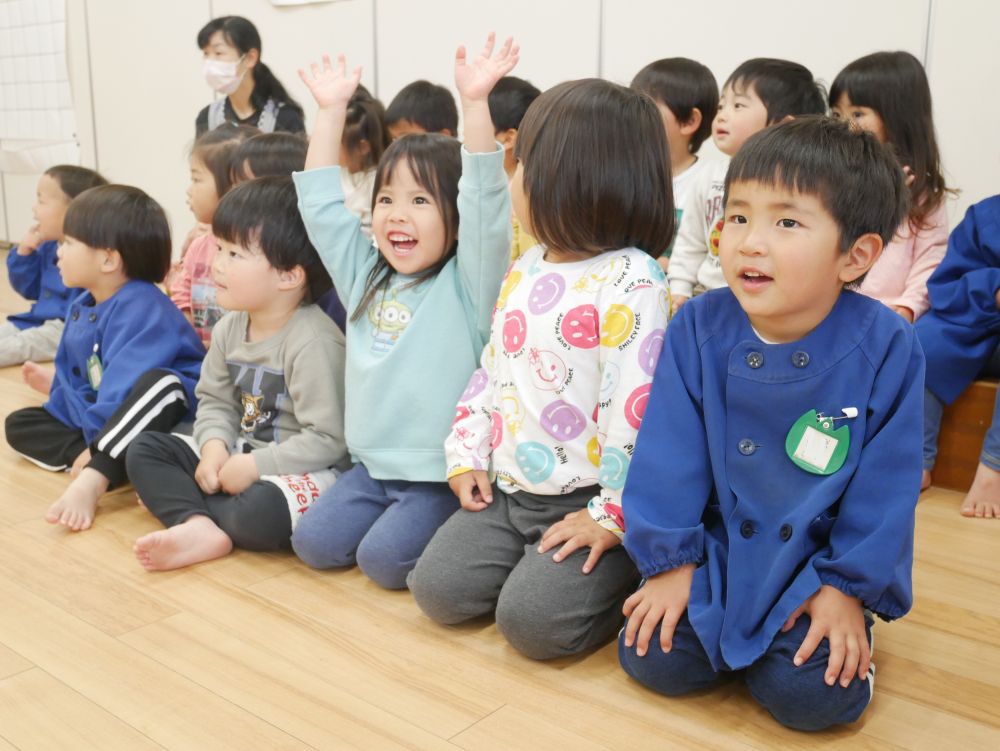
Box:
[1,0,995,247]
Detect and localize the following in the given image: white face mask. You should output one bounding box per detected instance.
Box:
[203,56,245,95]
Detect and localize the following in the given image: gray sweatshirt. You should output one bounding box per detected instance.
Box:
[193,305,349,476]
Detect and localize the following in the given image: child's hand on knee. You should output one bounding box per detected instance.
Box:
[218,453,260,495]
[622,564,695,657]
[448,469,493,511]
[195,440,230,495]
[70,448,91,478]
[786,584,870,688]
[537,509,620,574]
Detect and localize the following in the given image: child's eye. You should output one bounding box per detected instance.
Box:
[852,111,865,119]
[777,218,800,229]
[727,214,747,224]
[733,102,745,110]
[414,196,429,205]
[376,195,391,204]
[229,250,238,258]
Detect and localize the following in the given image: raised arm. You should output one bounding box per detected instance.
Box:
[455,33,519,153]
[298,54,363,170]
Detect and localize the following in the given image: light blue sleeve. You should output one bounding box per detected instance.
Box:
[455,145,513,347]
[293,166,377,302]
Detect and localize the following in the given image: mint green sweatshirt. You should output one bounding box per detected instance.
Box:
[293,146,511,481]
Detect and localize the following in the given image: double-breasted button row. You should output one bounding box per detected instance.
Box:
[746,350,811,369]
[737,521,794,542]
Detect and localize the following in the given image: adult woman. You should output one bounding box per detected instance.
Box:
[196,16,305,137]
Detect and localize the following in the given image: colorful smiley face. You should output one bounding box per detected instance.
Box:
[528,348,568,391]
[515,441,556,484]
[503,309,528,353]
[528,273,566,315]
[560,304,600,349]
[539,400,588,442]
[638,329,665,377]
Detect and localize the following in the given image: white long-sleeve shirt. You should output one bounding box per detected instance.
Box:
[667,158,730,298]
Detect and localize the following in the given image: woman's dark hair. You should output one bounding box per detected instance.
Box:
[725,58,827,123]
[343,84,390,171]
[192,123,258,198]
[197,16,303,116]
[385,80,458,136]
[44,165,108,200]
[350,134,462,322]
[725,117,908,253]
[63,185,172,283]
[631,58,719,154]
[514,79,675,258]
[213,176,332,304]
[231,132,307,182]
[830,51,949,229]
[488,76,541,133]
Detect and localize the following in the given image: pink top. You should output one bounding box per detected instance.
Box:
[858,201,948,321]
[170,232,223,348]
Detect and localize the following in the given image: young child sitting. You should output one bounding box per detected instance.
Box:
[631,57,718,271]
[231,131,308,181]
[831,51,950,322]
[668,58,826,312]
[487,75,540,259]
[409,78,674,660]
[916,194,1000,515]
[5,185,205,531]
[384,79,458,140]
[3,166,107,369]
[126,177,349,570]
[618,118,921,731]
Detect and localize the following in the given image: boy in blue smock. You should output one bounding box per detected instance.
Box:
[618,117,923,732]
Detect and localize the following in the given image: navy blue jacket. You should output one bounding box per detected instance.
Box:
[623,289,924,671]
[45,280,205,443]
[6,240,82,329]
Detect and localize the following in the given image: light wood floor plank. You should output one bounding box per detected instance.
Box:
[0,669,164,750]
[0,644,32,681]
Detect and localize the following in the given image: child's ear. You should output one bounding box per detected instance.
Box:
[679,109,702,137]
[276,265,306,291]
[100,248,123,273]
[440,127,456,138]
[496,128,518,151]
[839,232,883,283]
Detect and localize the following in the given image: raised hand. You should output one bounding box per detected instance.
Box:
[298,53,362,111]
[454,32,520,103]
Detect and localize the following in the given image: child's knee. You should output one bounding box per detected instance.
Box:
[746,651,872,731]
[408,551,480,625]
[494,587,584,660]
[617,624,719,696]
[356,537,411,590]
[290,520,356,570]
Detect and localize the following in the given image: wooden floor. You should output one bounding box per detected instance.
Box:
[0,280,998,750]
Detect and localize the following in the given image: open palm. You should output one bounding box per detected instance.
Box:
[455,32,520,101]
[298,54,362,109]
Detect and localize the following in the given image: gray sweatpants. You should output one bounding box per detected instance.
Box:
[407,484,639,660]
[0,319,63,366]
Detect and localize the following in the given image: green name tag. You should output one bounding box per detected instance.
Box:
[86,347,103,390]
[785,409,850,475]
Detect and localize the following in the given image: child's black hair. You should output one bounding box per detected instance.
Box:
[197,16,304,117]
[44,165,108,200]
[212,176,332,303]
[351,134,462,322]
[385,80,458,136]
[63,185,172,283]
[343,84,390,171]
[192,123,259,198]
[725,58,827,123]
[830,51,948,228]
[514,78,675,258]
[488,76,541,133]
[631,58,719,154]
[724,116,908,252]
[231,132,307,182]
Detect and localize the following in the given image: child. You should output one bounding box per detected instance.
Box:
[668,58,826,312]
[126,177,348,570]
[5,185,204,531]
[289,35,518,589]
[339,85,390,237]
[831,51,950,322]
[916,195,1000,515]
[487,75,541,260]
[618,118,920,731]
[3,166,107,368]
[631,57,718,271]
[408,78,675,660]
[231,131,308,182]
[384,79,458,140]
[173,124,257,347]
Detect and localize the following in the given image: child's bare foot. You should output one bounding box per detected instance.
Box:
[45,467,109,531]
[22,361,55,395]
[960,462,1000,518]
[921,469,932,491]
[133,515,233,571]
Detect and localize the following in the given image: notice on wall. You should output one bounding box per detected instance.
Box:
[0,0,79,172]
